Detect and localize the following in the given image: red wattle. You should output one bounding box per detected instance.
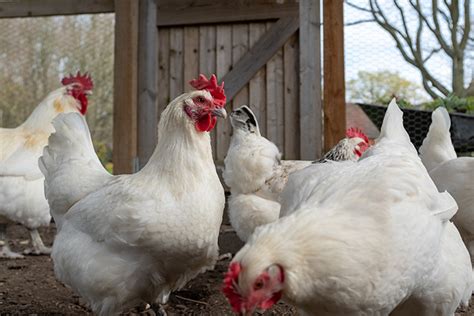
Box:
[260,291,282,309]
[196,113,217,132]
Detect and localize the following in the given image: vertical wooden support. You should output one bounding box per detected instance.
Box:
[216,25,232,163]
[137,0,158,169]
[284,34,300,160]
[299,0,322,159]
[113,0,139,174]
[323,0,346,152]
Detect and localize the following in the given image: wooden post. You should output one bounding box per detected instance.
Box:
[137,0,158,169]
[323,0,346,152]
[299,0,322,159]
[113,0,139,174]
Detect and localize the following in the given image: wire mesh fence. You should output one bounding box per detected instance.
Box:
[343,0,473,154]
[0,13,115,163]
[344,0,473,105]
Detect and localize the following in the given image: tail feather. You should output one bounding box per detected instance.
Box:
[378,99,412,144]
[419,107,457,171]
[39,113,111,229]
[362,99,417,159]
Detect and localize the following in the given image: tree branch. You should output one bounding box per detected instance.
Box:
[448,0,460,52]
[459,0,471,49]
[421,74,443,98]
[370,0,450,97]
[345,19,376,26]
[423,47,443,62]
[432,0,455,56]
[345,1,373,13]
[408,0,454,57]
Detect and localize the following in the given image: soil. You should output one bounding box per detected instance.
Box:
[0,222,472,315]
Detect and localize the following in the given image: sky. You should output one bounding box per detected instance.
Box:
[343,0,473,100]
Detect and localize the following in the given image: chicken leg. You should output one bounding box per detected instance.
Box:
[23,228,51,255]
[0,224,24,259]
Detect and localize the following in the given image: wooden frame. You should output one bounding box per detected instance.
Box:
[156,0,298,26]
[299,0,323,159]
[0,0,345,171]
[0,0,114,18]
[323,0,346,152]
[113,0,139,174]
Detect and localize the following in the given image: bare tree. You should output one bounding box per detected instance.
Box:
[347,0,472,98]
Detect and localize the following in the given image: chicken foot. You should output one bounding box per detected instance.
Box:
[23,228,51,255]
[150,303,168,316]
[0,224,24,259]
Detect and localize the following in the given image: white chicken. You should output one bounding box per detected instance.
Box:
[0,72,93,258]
[223,105,370,241]
[223,100,472,316]
[39,74,227,315]
[419,107,474,258]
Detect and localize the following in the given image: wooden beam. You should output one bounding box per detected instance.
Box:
[221,17,299,102]
[299,0,322,159]
[113,0,138,174]
[156,0,298,26]
[0,0,114,18]
[137,0,158,169]
[323,0,346,152]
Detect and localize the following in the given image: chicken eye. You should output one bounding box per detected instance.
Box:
[196,96,205,103]
[254,279,264,290]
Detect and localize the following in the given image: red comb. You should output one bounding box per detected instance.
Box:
[222,262,243,313]
[61,71,93,91]
[189,74,226,107]
[346,127,369,143]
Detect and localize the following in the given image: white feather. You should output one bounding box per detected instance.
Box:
[419,107,457,172]
[41,90,225,315]
[223,106,311,241]
[419,107,474,263]
[0,87,83,229]
[232,100,471,315]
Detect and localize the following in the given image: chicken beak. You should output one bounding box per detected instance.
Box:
[212,107,227,119]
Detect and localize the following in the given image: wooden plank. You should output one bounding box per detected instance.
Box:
[199,25,217,158]
[265,22,284,152]
[137,0,158,169]
[284,34,300,159]
[216,25,233,163]
[265,22,277,148]
[221,17,299,103]
[113,0,138,174]
[274,48,284,154]
[323,0,346,152]
[232,23,250,110]
[299,0,322,159]
[249,23,267,135]
[183,27,199,86]
[0,0,114,18]
[169,27,184,99]
[157,28,170,121]
[156,0,298,26]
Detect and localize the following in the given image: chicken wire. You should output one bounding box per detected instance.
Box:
[344,1,473,105]
[343,1,473,154]
[0,13,114,160]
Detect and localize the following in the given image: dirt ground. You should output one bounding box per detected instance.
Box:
[0,222,472,315]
